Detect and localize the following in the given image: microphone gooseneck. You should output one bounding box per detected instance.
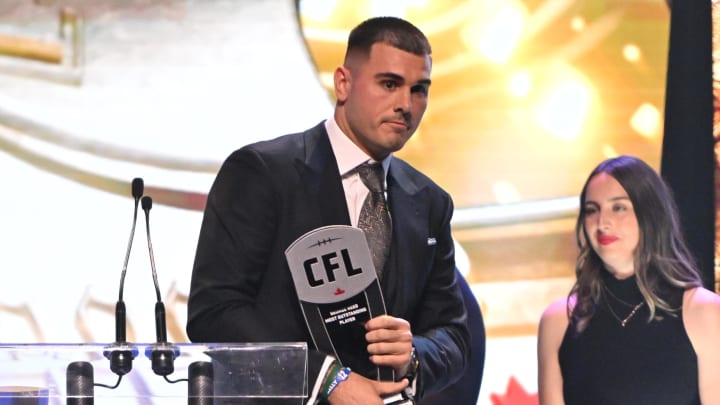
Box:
[104,178,143,380]
[119,178,144,301]
[142,196,179,377]
[141,196,163,306]
[116,177,144,341]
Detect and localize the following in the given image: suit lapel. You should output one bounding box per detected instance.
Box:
[293,123,351,226]
[384,161,427,299]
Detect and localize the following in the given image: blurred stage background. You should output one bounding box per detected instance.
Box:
[0,0,680,403]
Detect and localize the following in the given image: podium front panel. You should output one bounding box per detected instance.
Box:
[0,342,307,404]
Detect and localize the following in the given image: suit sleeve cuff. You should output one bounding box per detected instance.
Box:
[307,355,336,404]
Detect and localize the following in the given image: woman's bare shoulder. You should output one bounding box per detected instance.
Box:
[683,287,720,348]
[541,296,574,321]
[684,287,720,315]
[539,295,574,337]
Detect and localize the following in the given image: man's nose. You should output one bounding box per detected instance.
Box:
[394,90,412,116]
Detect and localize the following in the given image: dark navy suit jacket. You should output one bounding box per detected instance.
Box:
[187,122,469,400]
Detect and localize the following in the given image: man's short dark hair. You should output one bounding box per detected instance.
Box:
[344,16,431,61]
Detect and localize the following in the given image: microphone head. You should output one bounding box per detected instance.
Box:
[104,346,137,376]
[145,344,179,376]
[131,178,144,199]
[67,361,94,399]
[141,196,153,211]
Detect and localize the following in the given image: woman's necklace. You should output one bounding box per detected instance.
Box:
[603,284,644,327]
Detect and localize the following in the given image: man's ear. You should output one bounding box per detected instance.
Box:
[334,66,351,103]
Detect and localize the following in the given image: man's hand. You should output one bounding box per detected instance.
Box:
[365,315,414,375]
[329,371,408,404]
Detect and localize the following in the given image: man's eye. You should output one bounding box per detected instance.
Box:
[412,85,428,95]
[383,81,397,90]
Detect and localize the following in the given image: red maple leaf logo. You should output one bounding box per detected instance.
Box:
[333,288,345,295]
[490,376,538,405]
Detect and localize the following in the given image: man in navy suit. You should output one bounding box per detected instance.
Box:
[187,16,469,404]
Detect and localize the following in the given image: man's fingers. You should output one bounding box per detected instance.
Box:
[367,341,410,356]
[369,353,409,367]
[374,378,409,396]
[365,315,409,331]
[365,327,412,344]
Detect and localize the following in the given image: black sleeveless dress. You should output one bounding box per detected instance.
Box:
[558,273,700,405]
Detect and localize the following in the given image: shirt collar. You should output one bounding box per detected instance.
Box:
[325,117,392,178]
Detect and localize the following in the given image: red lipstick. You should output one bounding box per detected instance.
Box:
[598,234,618,245]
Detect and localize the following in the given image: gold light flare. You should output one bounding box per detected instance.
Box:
[630,102,661,138]
[602,144,619,159]
[299,0,339,22]
[369,0,430,18]
[460,1,529,64]
[369,1,407,18]
[492,180,522,204]
[509,70,532,98]
[623,43,642,63]
[533,64,594,140]
[570,16,586,32]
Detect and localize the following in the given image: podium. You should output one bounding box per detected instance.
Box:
[0,342,307,404]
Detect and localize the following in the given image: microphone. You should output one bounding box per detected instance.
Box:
[188,361,214,405]
[140,196,179,376]
[67,361,94,405]
[103,178,143,377]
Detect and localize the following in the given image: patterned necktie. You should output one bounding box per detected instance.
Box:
[357,162,392,279]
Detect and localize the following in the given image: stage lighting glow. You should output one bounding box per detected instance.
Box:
[509,71,532,98]
[370,0,407,18]
[461,2,528,64]
[370,0,430,17]
[630,102,661,138]
[623,44,641,63]
[299,0,338,22]
[602,144,619,158]
[492,180,521,204]
[571,16,586,32]
[534,68,593,140]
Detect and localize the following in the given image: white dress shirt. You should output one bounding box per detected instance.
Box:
[324,118,391,226]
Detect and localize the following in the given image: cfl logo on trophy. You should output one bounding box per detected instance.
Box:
[285,226,377,304]
[303,248,363,287]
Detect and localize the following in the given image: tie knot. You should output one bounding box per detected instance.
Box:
[358,162,385,193]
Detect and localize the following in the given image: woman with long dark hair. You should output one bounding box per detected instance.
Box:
[538,155,720,404]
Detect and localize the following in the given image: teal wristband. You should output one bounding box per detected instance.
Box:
[324,367,351,399]
[320,362,342,399]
